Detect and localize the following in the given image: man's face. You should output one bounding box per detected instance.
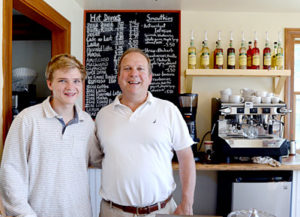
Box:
[46,68,82,107]
[118,52,152,99]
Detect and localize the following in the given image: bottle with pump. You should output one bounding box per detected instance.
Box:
[263,31,271,70]
[188,30,197,69]
[227,31,235,69]
[276,32,284,70]
[214,31,223,69]
[239,31,247,69]
[271,42,278,70]
[200,31,210,69]
[252,31,260,69]
[247,41,253,69]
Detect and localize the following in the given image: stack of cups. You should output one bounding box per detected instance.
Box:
[254,91,280,104]
[220,88,245,103]
[220,88,232,103]
[240,88,255,102]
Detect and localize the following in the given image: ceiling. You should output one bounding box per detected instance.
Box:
[74,0,300,13]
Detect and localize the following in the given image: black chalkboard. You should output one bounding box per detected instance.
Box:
[84,10,180,118]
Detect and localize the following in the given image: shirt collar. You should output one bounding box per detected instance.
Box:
[42,96,85,121]
[112,91,154,108]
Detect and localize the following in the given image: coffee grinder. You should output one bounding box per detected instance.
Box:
[178,93,200,160]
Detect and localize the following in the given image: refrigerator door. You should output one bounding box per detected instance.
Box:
[232,182,292,217]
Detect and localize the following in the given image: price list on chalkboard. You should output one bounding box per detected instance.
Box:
[84,11,180,118]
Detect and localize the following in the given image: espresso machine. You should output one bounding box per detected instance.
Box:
[178,93,200,160]
[211,98,291,163]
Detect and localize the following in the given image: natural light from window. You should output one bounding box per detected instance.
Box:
[296,95,300,149]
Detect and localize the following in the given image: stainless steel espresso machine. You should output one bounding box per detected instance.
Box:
[211,98,291,163]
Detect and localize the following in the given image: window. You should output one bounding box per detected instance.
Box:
[296,95,300,148]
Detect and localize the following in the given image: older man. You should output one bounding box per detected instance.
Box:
[95,48,196,216]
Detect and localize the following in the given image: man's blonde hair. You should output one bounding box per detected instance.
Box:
[45,53,86,81]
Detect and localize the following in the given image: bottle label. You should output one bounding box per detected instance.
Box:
[276,54,284,66]
[201,53,210,66]
[253,54,260,66]
[264,53,271,66]
[239,54,247,66]
[188,52,196,65]
[216,53,223,65]
[228,54,235,66]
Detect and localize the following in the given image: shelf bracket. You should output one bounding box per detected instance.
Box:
[185,75,193,93]
[273,76,287,95]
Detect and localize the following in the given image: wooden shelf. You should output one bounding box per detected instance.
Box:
[184,69,291,95]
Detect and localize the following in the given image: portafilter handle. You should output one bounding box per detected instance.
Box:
[278,107,292,114]
[219,107,231,115]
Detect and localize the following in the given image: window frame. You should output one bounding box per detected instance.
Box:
[284,28,300,142]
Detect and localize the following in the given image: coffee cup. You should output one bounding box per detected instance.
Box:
[220,88,232,96]
[267,92,274,97]
[251,96,261,104]
[229,95,244,103]
[271,96,280,104]
[255,90,268,97]
[220,94,230,103]
[261,96,272,104]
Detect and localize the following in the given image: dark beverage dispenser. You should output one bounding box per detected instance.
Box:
[178,93,198,142]
[178,93,200,161]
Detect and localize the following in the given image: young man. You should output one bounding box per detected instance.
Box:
[0,54,102,217]
[96,48,196,216]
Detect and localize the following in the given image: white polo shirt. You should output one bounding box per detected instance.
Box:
[95,92,194,206]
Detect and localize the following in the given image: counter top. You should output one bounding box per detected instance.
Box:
[172,154,300,171]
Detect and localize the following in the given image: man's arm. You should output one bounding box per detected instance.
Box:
[173,146,196,215]
[88,124,104,168]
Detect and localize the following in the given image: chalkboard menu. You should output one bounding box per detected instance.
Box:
[84,10,180,118]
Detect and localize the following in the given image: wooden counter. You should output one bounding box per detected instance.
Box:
[172,154,300,171]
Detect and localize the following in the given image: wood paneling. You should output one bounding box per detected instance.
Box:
[2,0,13,145]
[284,28,300,140]
[2,0,71,144]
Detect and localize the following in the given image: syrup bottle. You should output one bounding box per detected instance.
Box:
[239,31,247,69]
[271,42,278,70]
[214,31,223,69]
[276,32,284,70]
[252,31,260,69]
[200,31,210,69]
[247,41,252,69]
[227,31,235,69]
[263,31,271,70]
[188,30,196,69]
